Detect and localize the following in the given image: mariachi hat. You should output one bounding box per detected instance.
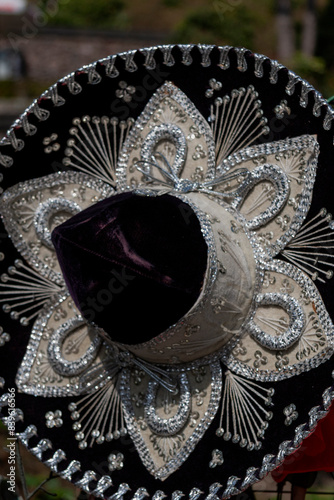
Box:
[1,44,334,499]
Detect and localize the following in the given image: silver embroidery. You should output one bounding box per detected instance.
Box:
[44,449,66,471]
[247,292,305,350]
[144,373,191,436]
[224,258,334,381]
[116,81,136,102]
[216,371,274,451]
[140,123,187,179]
[205,79,222,98]
[47,316,101,376]
[108,452,124,472]
[0,171,114,284]
[209,449,224,468]
[282,208,334,283]
[274,100,291,119]
[284,404,298,426]
[30,439,52,460]
[34,198,81,249]
[91,476,113,496]
[63,116,133,187]
[45,410,63,428]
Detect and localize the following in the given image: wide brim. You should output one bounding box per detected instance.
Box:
[0,45,334,499]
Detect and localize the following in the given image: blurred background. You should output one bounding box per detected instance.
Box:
[0,0,334,137]
[1,0,334,498]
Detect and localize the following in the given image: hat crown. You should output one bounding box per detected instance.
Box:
[52,189,257,364]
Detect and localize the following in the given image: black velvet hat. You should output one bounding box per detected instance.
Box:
[1,45,334,499]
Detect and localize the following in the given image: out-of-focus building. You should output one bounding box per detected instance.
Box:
[0,1,166,137]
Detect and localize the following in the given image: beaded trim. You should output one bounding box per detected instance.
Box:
[1,370,333,498]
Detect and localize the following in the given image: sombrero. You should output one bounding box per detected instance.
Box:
[0,44,334,499]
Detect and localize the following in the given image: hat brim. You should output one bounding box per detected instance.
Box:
[0,45,334,499]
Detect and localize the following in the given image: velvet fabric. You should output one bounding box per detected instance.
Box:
[51,192,208,345]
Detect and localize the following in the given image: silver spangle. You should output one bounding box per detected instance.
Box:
[132,488,150,500]
[189,488,203,500]
[34,198,81,249]
[152,491,167,500]
[108,452,124,472]
[141,123,187,178]
[44,449,67,471]
[230,163,290,231]
[121,362,222,480]
[283,404,298,426]
[254,54,267,78]
[106,483,131,500]
[120,50,138,72]
[18,424,37,446]
[240,467,259,490]
[2,408,24,425]
[171,491,185,500]
[144,373,191,436]
[45,410,63,428]
[141,47,157,70]
[209,449,224,468]
[247,292,305,350]
[75,470,97,490]
[205,482,223,500]
[61,460,81,480]
[30,439,52,460]
[92,475,113,495]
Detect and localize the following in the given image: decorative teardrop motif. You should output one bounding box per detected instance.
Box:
[144,373,191,436]
[245,292,305,350]
[120,363,222,480]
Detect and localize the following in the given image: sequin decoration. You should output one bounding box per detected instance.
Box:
[144,373,191,436]
[45,410,63,428]
[115,81,136,102]
[209,449,224,468]
[34,198,81,249]
[246,292,305,350]
[0,171,114,284]
[274,100,291,119]
[283,404,298,426]
[108,452,124,472]
[205,78,222,98]
[47,316,102,376]
[0,50,333,498]
[223,259,334,382]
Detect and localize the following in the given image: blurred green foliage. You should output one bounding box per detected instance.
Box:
[289,52,326,87]
[25,473,76,499]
